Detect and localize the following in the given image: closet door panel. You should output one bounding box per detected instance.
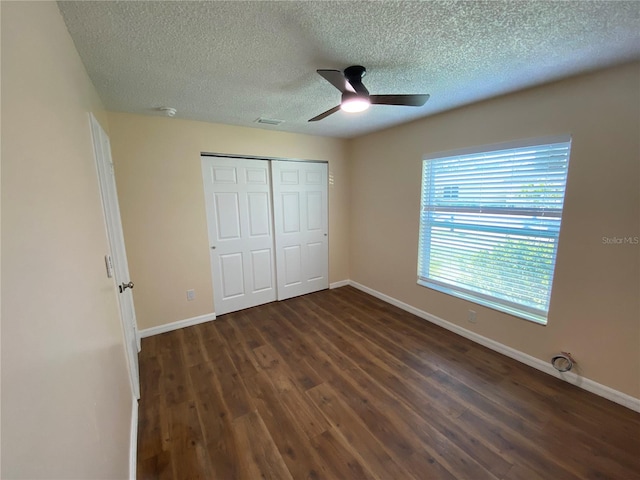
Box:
[272,161,329,300]
[202,157,276,315]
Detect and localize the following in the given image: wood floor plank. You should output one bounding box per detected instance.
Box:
[178,326,208,368]
[232,410,294,480]
[165,400,214,480]
[457,407,583,479]
[430,368,610,478]
[252,343,331,439]
[289,296,469,417]
[214,315,261,376]
[293,316,498,480]
[136,396,162,462]
[330,287,640,462]
[502,462,548,480]
[208,349,253,419]
[139,356,162,404]
[157,334,190,407]
[306,293,444,378]
[281,298,513,478]
[327,288,508,384]
[309,429,379,480]
[270,302,473,478]
[293,299,516,477]
[137,450,172,480]
[188,355,252,420]
[232,309,266,349]
[247,303,325,391]
[242,370,335,480]
[137,286,640,479]
[306,382,419,480]
[193,387,241,479]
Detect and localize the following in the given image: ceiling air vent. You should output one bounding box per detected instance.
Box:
[255,117,284,126]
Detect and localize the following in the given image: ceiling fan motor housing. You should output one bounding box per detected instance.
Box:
[344,65,369,95]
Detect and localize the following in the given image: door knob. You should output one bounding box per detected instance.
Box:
[119,281,134,293]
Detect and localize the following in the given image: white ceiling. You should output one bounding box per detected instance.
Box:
[57,1,640,139]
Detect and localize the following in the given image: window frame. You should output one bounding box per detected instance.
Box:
[417,135,572,325]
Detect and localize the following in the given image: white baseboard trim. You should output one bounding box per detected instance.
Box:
[129,397,138,479]
[347,280,640,413]
[139,312,217,338]
[329,280,350,289]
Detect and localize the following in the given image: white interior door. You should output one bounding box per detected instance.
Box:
[90,114,140,400]
[272,161,329,300]
[202,157,277,315]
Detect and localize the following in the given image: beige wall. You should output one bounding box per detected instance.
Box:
[1,2,134,478]
[347,62,640,398]
[107,113,349,330]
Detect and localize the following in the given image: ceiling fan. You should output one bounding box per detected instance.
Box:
[308,65,430,122]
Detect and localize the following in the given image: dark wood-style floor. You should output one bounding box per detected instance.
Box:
[137,286,640,479]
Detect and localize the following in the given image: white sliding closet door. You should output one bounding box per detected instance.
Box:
[202,157,277,315]
[272,161,329,300]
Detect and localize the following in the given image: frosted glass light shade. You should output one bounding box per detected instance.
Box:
[341,97,370,113]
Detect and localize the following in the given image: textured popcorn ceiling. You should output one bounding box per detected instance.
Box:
[57,1,640,139]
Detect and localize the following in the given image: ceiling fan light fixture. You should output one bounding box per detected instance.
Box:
[308,66,429,122]
[340,94,370,113]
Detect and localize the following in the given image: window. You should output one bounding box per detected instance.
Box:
[417,136,571,325]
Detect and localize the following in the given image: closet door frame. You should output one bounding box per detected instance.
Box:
[201,154,329,315]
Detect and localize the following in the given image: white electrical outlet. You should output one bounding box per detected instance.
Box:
[186,289,195,301]
[468,310,477,324]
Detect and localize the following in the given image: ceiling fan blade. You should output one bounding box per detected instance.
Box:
[370,94,430,107]
[308,105,341,122]
[317,69,355,93]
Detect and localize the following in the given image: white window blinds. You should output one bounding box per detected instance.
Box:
[417,136,571,324]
